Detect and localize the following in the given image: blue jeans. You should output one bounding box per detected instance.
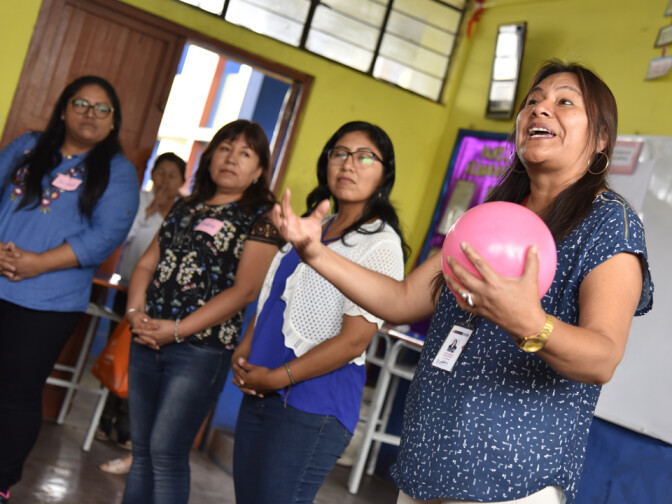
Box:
[122,340,230,504]
[233,393,353,504]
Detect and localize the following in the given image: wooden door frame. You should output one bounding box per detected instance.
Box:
[2,0,312,192]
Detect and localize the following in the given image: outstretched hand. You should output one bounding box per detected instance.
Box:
[271,189,330,263]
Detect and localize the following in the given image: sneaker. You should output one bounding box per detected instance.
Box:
[0,490,9,503]
[99,455,133,475]
[95,429,110,442]
[116,439,133,451]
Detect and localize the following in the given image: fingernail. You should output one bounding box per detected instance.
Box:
[460,242,467,251]
[532,244,538,253]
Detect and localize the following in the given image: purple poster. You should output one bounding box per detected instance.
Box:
[428,135,514,252]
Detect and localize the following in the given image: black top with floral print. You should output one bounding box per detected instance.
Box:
[145,198,280,349]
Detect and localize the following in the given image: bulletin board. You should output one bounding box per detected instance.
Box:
[417,129,514,265]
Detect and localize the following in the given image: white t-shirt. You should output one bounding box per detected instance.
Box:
[118,190,170,284]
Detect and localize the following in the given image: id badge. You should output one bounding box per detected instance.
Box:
[432,323,473,373]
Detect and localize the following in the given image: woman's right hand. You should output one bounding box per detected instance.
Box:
[0,241,20,279]
[271,189,329,264]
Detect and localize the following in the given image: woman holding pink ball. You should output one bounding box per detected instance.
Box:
[271,60,653,504]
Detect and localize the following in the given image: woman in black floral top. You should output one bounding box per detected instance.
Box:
[121,120,281,504]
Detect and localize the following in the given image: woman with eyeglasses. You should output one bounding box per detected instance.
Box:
[231,121,408,504]
[0,75,139,503]
[121,120,282,504]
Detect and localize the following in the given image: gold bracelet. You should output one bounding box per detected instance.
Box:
[517,314,555,353]
[284,362,296,385]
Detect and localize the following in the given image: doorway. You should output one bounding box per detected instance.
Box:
[141,42,293,194]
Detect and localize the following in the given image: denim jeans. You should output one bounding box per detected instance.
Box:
[233,393,353,504]
[122,340,230,504]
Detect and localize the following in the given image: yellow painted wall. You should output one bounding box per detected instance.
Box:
[1,0,670,264]
[0,1,41,137]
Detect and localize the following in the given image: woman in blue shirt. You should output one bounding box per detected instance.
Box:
[270,61,653,504]
[0,75,139,503]
[231,121,408,504]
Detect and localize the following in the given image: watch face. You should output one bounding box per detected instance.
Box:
[521,337,545,353]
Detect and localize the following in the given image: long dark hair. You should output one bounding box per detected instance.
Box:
[305,121,410,262]
[187,120,275,213]
[487,59,618,243]
[12,75,123,219]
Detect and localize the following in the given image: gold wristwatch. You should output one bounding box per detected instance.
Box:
[517,314,554,352]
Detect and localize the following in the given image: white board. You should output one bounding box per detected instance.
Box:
[594,135,672,444]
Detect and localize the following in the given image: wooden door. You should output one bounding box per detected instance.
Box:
[0,0,185,172]
[1,0,186,419]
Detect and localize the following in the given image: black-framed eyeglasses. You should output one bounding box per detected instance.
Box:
[327,147,382,168]
[70,98,114,119]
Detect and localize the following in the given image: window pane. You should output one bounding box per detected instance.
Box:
[488,81,517,110]
[379,33,448,79]
[306,30,373,72]
[319,0,389,25]
[493,57,519,81]
[495,29,521,57]
[374,56,443,100]
[309,5,382,51]
[386,11,455,55]
[393,0,462,34]
[178,0,225,15]
[225,0,310,46]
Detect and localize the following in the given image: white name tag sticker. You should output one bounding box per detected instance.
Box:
[52,174,83,191]
[194,217,224,236]
[432,324,473,373]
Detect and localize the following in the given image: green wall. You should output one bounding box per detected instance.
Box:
[1,0,670,264]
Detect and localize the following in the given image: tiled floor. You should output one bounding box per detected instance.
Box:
[10,382,398,503]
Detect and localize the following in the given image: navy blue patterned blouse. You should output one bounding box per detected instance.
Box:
[391,192,653,503]
[145,199,280,349]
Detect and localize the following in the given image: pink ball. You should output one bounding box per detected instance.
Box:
[441,201,557,300]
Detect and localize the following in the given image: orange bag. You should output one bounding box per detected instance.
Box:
[91,317,131,398]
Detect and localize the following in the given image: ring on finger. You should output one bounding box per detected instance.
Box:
[466,292,474,307]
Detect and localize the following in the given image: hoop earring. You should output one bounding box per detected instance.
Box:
[588,151,609,175]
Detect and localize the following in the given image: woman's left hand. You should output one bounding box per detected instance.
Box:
[131,317,173,350]
[233,358,282,395]
[0,242,44,281]
[444,242,547,339]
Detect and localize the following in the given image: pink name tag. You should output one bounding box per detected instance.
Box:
[52,174,83,191]
[194,218,224,236]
